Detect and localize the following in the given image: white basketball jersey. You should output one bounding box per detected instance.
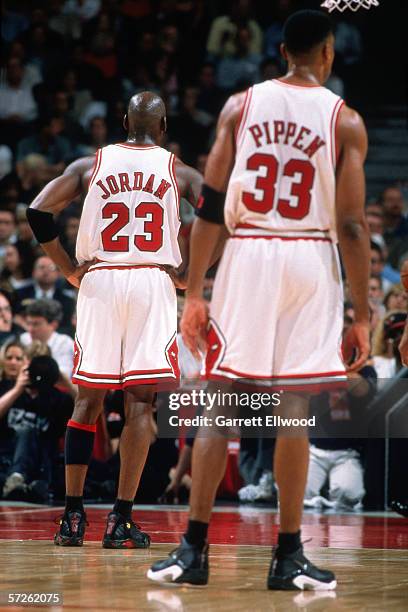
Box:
[76,143,181,267]
[225,80,344,240]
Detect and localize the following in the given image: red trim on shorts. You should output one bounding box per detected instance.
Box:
[214,363,345,381]
[235,223,330,231]
[88,148,102,189]
[233,224,331,241]
[123,368,173,377]
[231,234,331,243]
[122,375,178,389]
[72,378,122,389]
[76,370,121,379]
[67,419,97,433]
[87,263,163,273]
[330,98,344,169]
[207,374,347,393]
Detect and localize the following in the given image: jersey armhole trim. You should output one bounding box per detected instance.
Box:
[235,87,253,147]
[169,153,180,221]
[88,148,102,190]
[331,99,345,170]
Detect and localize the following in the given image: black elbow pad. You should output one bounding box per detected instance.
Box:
[195,184,225,225]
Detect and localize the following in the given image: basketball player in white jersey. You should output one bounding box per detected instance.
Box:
[148,11,370,589]
[27,92,202,548]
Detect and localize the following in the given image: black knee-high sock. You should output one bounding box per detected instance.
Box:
[65,419,96,465]
[184,520,208,548]
[277,530,301,556]
[114,499,133,519]
[64,420,96,513]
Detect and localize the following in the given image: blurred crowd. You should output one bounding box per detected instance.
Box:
[0,1,407,510]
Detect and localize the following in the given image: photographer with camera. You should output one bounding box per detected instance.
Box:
[0,340,73,501]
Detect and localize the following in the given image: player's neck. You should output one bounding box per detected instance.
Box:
[125,134,158,146]
[281,65,325,87]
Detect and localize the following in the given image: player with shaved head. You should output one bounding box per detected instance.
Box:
[27,92,202,549]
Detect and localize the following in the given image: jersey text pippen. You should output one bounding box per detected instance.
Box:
[248,120,326,158]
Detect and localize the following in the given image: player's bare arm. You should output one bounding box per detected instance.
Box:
[336,105,371,371]
[174,158,203,208]
[27,156,95,288]
[180,92,244,357]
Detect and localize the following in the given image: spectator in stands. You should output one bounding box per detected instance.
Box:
[379,186,408,269]
[20,299,74,377]
[0,209,17,264]
[16,257,75,333]
[16,116,73,173]
[206,0,263,60]
[0,341,28,494]
[370,241,393,293]
[49,90,84,145]
[372,311,407,379]
[384,284,408,313]
[0,174,21,210]
[4,40,43,90]
[15,205,36,248]
[368,275,385,322]
[77,116,108,156]
[0,242,35,292]
[16,154,52,205]
[305,361,377,511]
[169,88,209,164]
[1,343,73,502]
[0,57,38,123]
[216,26,261,91]
[264,0,291,62]
[196,63,224,119]
[59,68,93,121]
[0,291,24,347]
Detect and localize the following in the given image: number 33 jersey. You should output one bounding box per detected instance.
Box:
[225,80,344,240]
[76,144,181,267]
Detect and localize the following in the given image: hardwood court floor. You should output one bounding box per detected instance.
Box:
[0,504,407,611]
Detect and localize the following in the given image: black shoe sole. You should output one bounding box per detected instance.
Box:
[175,569,209,585]
[102,537,151,549]
[54,535,84,547]
[268,576,337,591]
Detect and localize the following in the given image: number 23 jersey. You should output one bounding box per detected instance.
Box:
[76,143,181,267]
[225,79,344,240]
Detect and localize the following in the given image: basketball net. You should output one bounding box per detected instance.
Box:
[321,0,379,12]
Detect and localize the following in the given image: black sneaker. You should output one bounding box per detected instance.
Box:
[267,546,337,591]
[54,510,87,547]
[102,512,151,549]
[391,500,408,517]
[147,537,209,585]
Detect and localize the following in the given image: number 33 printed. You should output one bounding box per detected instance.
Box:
[101,201,164,252]
[242,153,315,219]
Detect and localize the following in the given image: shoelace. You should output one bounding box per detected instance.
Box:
[54,513,89,527]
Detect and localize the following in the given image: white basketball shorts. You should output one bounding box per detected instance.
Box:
[206,231,346,389]
[72,263,179,389]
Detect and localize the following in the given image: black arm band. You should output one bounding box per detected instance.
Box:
[26,208,59,244]
[195,184,225,225]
